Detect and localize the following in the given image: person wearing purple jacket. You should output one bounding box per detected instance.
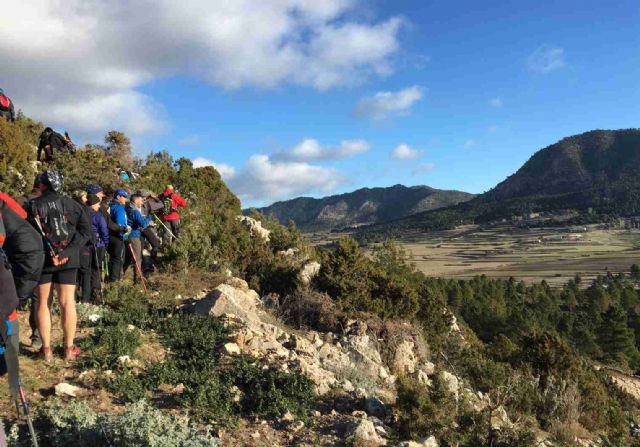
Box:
[87,194,108,300]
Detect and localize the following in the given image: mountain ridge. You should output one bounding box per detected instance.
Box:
[248,184,475,231]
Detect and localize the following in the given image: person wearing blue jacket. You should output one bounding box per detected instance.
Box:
[107,189,129,282]
[87,194,109,298]
[124,193,151,283]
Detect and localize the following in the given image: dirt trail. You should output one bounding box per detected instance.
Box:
[604,367,640,400]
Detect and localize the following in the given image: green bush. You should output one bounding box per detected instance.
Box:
[79,323,141,370]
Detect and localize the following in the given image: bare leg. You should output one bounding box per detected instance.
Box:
[57,284,77,349]
[36,283,53,349]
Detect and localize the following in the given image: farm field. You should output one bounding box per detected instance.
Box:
[397,224,640,286]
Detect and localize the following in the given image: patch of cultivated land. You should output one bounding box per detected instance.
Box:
[397,224,640,286]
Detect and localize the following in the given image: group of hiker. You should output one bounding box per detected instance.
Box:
[1,171,187,367]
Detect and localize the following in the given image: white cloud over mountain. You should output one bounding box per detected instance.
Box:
[354,85,424,120]
[2,0,403,139]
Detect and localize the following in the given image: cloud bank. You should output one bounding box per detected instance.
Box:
[354,85,424,120]
[2,1,403,139]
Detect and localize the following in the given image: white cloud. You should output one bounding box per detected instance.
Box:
[527,46,566,74]
[464,139,477,148]
[354,85,424,120]
[177,135,200,147]
[390,144,424,160]
[2,1,403,140]
[229,155,340,203]
[191,157,236,180]
[412,163,435,175]
[274,138,369,162]
[489,97,503,108]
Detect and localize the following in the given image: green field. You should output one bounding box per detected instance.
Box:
[394,224,640,286]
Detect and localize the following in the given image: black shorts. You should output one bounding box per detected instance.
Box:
[38,269,77,285]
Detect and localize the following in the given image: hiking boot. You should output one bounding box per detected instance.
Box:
[30,333,42,351]
[65,345,80,362]
[41,347,53,363]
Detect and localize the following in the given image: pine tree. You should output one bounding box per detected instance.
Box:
[598,304,640,367]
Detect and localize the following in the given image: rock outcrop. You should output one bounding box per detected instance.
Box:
[237,216,271,241]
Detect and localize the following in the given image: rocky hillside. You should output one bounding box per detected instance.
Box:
[250,184,474,231]
[483,129,640,203]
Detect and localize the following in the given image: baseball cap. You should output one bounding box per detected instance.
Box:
[87,184,104,195]
[114,188,129,198]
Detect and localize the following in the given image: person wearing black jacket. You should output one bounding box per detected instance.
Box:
[37,128,69,163]
[27,170,91,363]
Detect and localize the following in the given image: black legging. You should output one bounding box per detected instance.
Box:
[78,245,92,302]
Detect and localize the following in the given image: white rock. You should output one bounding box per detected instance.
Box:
[441,371,460,398]
[423,362,436,376]
[349,419,387,446]
[391,341,417,375]
[117,355,131,366]
[300,262,321,285]
[399,436,439,447]
[223,342,241,355]
[127,324,136,331]
[237,216,271,241]
[417,370,431,387]
[87,314,102,323]
[55,382,82,397]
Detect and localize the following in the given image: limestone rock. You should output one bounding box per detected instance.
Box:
[399,436,438,447]
[300,261,321,285]
[223,342,241,355]
[55,382,82,398]
[441,371,460,398]
[237,216,271,241]
[187,281,261,323]
[348,419,387,446]
[391,341,417,375]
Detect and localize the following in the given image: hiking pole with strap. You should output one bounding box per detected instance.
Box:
[92,245,104,304]
[0,320,38,447]
[127,243,148,293]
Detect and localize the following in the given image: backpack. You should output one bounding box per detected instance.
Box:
[162,194,174,215]
[0,95,10,112]
[31,198,71,256]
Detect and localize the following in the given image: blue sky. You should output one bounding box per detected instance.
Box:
[5,0,640,207]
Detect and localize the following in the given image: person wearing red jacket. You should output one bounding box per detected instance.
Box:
[159,185,186,246]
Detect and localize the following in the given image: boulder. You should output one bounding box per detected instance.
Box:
[55,382,82,398]
[300,261,321,285]
[391,341,417,375]
[399,436,438,447]
[441,371,460,398]
[187,281,261,324]
[223,342,241,355]
[348,419,387,446]
[237,216,271,241]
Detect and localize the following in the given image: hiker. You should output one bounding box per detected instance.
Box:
[0,191,43,446]
[18,175,44,348]
[87,194,108,300]
[159,185,186,246]
[107,189,130,282]
[136,190,161,276]
[124,194,151,282]
[27,170,91,362]
[37,128,74,163]
[73,191,92,303]
[0,89,16,123]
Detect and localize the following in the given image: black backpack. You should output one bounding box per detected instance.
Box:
[31,198,71,256]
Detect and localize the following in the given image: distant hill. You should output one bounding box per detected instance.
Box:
[360,129,640,238]
[248,185,475,231]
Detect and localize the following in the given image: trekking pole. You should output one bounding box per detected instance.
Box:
[153,214,177,241]
[127,243,148,293]
[17,381,38,447]
[0,321,38,447]
[93,246,104,304]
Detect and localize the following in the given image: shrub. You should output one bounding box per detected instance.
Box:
[277,291,343,332]
[79,323,141,370]
[40,399,220,447]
